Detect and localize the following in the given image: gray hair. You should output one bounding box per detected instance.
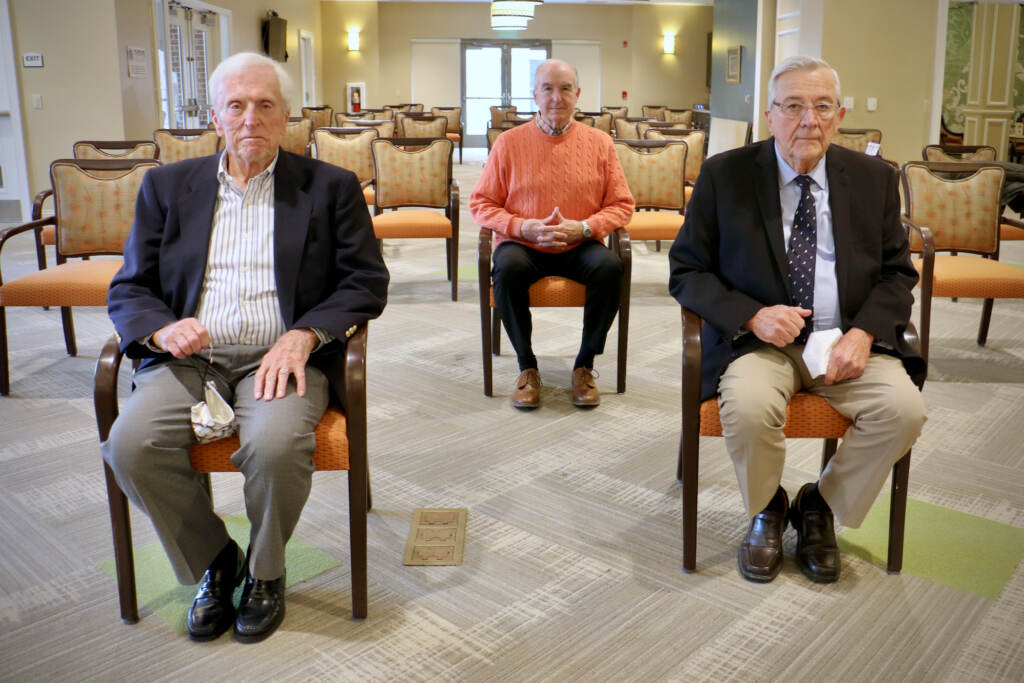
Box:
[533,59,579,91]
[767,55,841,105]
[208,52,293,112]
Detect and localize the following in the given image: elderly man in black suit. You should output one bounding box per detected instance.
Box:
[102,52,388,642]
[669,56,926,584]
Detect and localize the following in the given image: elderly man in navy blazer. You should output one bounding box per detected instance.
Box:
[102,52,388,642]
[669,56,926,585]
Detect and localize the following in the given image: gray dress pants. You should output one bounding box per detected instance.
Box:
[101,344,328,583]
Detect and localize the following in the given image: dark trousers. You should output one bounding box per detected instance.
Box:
[492,240,622,369]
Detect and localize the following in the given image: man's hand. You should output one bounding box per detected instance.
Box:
[152,318,211,359]
[253,328,319,401]
[520,206,585,249]
[824,327,873,385]
[744,305,811,347]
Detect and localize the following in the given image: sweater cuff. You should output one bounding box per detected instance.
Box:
[509,216,524,239]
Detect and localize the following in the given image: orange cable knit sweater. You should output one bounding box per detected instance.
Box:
[469,120,635,254]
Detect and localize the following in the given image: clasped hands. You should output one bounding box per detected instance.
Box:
[151,318,318,400]
[519,206,586,250]
[744,305,873,385]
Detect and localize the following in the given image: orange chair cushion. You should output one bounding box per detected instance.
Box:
[445,132,461,143]
[41,225,55,246]
[625,211,684,241]
[700,393,851,438]
[190,406,349,472]
[0,259,122,306]
[1001,222,1024,241]
[914,255,1024,298]
[488,276,586,308]
[363,186,375,206]
[372,210,452,238]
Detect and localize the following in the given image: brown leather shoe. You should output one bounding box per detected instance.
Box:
[571,367,600,407]
[738,487,788,583]
[511,368,541,409]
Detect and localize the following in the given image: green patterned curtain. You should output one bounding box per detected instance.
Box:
[943,2,973,134]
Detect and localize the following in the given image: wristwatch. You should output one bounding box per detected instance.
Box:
[581,220,592,239]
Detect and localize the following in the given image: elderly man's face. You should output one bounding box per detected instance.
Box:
[211,65,288,172]
[533,62,579,130]
[766,67,845,173]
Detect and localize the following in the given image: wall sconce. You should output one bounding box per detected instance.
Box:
[347,28,360,52]
[663,32,675,55]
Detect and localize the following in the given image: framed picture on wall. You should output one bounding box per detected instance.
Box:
[726,46,741,83]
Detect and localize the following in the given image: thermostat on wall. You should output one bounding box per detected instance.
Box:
[22,53,43,68]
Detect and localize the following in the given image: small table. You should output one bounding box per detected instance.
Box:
[1010,135,1024,164]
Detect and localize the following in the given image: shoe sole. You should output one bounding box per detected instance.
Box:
[572,398,600,407]
[511,400,539,409]
[188,617,235,642]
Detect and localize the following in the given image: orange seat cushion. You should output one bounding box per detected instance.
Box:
[190,406,349,471]
[700,393,851,438]
[0,259,122,306]
[372,210,452,238]
[625,211,684,241]
[1000,222,1024,241]
[488,276,586,308]
[363,186,375,206]
[445,132,461,142]
[914,255,1024,298]
[41,225,55,246]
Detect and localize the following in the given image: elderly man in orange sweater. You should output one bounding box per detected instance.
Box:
[470,59,635,409]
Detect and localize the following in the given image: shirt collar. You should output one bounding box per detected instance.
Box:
[217,149,280,188]
[534,114,574,136]
[773,142,829,192]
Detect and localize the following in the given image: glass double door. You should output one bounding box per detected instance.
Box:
[462,39,550,147]
[160,2,221,129]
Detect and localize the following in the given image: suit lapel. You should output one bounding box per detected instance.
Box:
[754,139,790,296]
[272,152,312,326]
[178,155,219,316]
[825,147,851,314]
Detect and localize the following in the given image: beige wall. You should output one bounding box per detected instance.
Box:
[321,2,713,114]
[821,0,939,164]
[115,0,160,139]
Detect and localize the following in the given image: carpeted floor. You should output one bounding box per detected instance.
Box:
[1,148,1023,681]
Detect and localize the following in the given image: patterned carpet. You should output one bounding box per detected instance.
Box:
[1,148,1023,681]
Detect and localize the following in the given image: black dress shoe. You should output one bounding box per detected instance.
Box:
[234,572,286,643]
[738,487,788,583]
[790,483,840,583]
[187,541,245,641]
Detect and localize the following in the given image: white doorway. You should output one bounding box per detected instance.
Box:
[299,30,316,107]
[0,0,30,222]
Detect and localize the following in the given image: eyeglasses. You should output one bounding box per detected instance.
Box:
[771,101,840,120]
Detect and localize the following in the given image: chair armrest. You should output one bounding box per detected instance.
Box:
[478,228,493,284]
[32,189,53,221]
[360,178,374,189]
[93,335,125,443]
[341,324,367,414]
[1002,215,1024,230]
[0,216,57,283]
[680,306,704,443]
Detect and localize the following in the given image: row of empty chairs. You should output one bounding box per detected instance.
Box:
[301,104,464,162]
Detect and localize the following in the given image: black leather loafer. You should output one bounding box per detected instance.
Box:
[790,483,840,583]
[738,487,788,583]
[187,541,245,641]
[234,572,286,643]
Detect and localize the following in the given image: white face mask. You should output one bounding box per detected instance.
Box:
[188,345,237,443]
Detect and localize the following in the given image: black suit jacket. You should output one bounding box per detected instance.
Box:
[107,150,389,388]
[668,138,925,400]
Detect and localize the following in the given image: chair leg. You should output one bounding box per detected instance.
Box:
[887,450,911,574]
[481,298,493,396]
[33,226,48,271]
[680,431,698,572]
[977,298,994,347]
[655,239,661,252]
[617,299,628,395]
[61,307,78,356]
[0,307,8,396]
[445,238,453,282]
[348,465,368,619]
[104,463,139,623]
[492,310,501,356]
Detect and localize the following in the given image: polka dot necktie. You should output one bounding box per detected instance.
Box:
[788,175,816,344]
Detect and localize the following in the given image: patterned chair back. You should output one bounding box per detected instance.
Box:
[340,119,395,139]
[601,105,628,119]
[489,105,517,128]
[614,118,640,140]
[281,118,313,156]
[645,129,705,183]
[397,115,448,138]
[902,161,1004,255]
[641,105,668,120]
[313,128,378,183]
[301,106,334,130]
[832,128,882,154]
[664,109,694,126]
[49,158,159,257]
[154,129,219,164]
[73,140,157,160]
[371,137,453,209]
[614,140,687,211]
[922,145,997,162]
[430,107,463,135]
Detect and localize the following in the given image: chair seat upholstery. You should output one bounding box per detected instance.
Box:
[41,225,55,246]
[488,275,586,308]
[372,210,452,238]
[0,259,122,306]
[1001,222,1024,240]
[363,186,375,205]
[624,211,684,240]
[699,393,852,438]
[913,255,1024,298]
[445,132,461,143]
[190,407,349,471]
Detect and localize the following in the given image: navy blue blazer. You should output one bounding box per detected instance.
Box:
[668,138,925,401]
[107,150,389,382]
